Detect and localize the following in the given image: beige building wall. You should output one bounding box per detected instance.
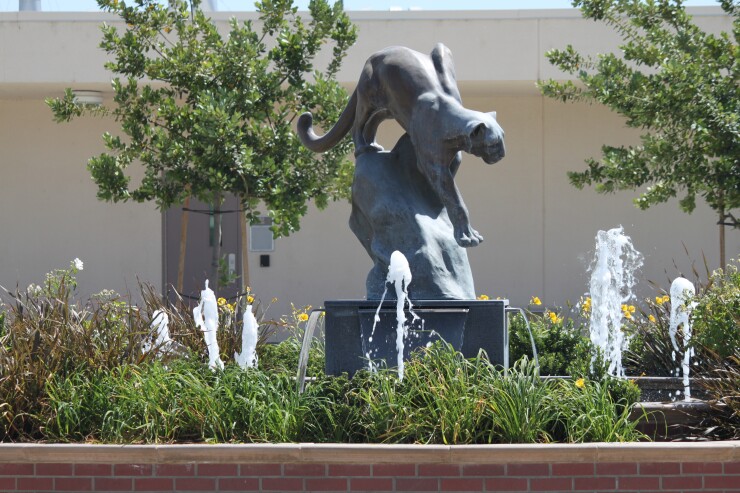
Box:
[0,8,736,315]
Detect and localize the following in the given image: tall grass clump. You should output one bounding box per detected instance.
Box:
[45,359,319,443]
[553,377,646,442]
[0,262,146,440]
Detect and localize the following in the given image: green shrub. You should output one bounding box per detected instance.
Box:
[509,312,590,376]
[692,262,740,360]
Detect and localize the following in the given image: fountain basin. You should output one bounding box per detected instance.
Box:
[324,299,509,376]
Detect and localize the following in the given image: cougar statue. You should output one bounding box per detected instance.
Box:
[298,43,505,247]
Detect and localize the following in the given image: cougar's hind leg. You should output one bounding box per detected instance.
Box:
[361,109,390,153]
[352,102,384,157]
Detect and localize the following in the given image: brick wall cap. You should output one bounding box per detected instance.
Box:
[0,442,737,465]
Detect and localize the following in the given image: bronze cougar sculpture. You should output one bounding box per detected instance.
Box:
[298,43,505,247]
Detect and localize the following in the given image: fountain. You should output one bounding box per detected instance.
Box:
[669,277,696,400]
[142,309,172,355]
[234,303,259,369]
[300,44,510,376]
[193,280,224,370]
[587,226,643,377]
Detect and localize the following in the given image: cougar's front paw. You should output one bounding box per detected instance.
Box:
[455,224,484,248]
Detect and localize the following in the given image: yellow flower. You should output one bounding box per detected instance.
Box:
[272,297,278,303]
[624,311,632,320]
[228,303,236,312]
[648,314,656,323]
[298,313,309,322]
[582,297,592,313]
[547,311,562,324]
[164,26,172,33]
[575,378,585,388]
[477,294,490,300]
[530,296,542,306]
[247,295,255,304]
[656,295,670,306]
[217,297,227,306]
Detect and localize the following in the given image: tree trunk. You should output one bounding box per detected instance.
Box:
[241,208,251,298]
[177,196,191,295]
[211,193,223,289]
[719,210,726,269]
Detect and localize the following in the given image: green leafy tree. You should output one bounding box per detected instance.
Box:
[48,0,357,289]
[539,0,739,266]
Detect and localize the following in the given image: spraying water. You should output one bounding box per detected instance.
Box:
[369,251,416,380]
[587,226,643,377]
[234,303,259,369]
[143,309,172,355]
[193,280,224,370]
[669,277,696,400]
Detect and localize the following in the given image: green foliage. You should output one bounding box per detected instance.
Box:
[509,312,590,376]
[553,378,645,443]
[41,344,647,444]
[699,352,740,439]
[45,360,315,443]
[0,265,145,440]
[692,261,740,359]
[539,0,739,228]
[47,0,358,237]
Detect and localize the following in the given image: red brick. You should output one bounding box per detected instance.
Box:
[462,464,505,476]
[395,477,439,491]
[531,477,573,491]
[305,478,348,491]
[682,462,723,474]
[94,477,133,491]
[56,477,93,491]
[115,464,153,476]
[639,462,681,475]
[329,464,371,476]
[134,477,173,491]
[37,462,74,476]
[284,463,326,476]
[574,476,616,491]
[440,478,484,491]
[552,463,594,476]
[155,463,195,476]
[663,475,702,490]
[175,477,216,491]
[725,461,740,474]
[373,464,416,476]
[0,477,15,490]
[261,477,303,491]
[17,477,53,490]
[705,475,740,489]
[0,463,33,476]
[419,464,460,477]
[240,463,282,476]
[350,477,394,491]
[197,463,238,476]
[619,476,660,490]
[595,462,637,475]
[218,477,260,491]
[76,464,112,476]
[486,477,528,491]
[507,463,550,476]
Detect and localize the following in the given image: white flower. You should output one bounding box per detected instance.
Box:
[27,284,42,296]
[72,258,84,271]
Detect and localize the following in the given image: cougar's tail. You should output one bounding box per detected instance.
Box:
[297,89,357,153]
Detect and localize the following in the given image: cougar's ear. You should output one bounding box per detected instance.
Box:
[470,122,486,143]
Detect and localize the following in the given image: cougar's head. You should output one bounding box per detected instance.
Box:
[467,111,505,164]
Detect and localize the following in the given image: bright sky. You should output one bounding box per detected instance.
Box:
[1,0,722,11]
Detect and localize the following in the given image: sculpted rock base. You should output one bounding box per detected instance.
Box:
[350,134,476,300]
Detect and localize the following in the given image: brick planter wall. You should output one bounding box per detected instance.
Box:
[0,443,737,492]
